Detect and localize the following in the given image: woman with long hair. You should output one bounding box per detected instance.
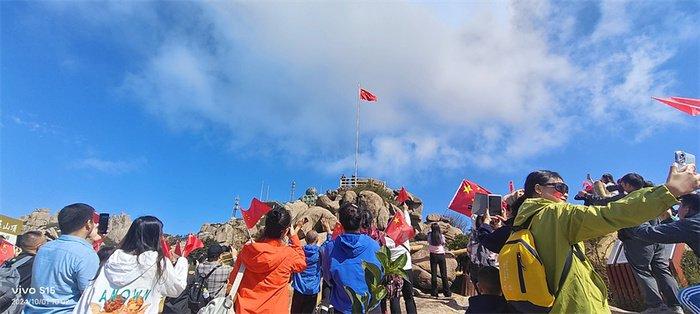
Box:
[74,216,188,314]
[507,166,699,313]
[227,205,306,313]
[427,222,450,298]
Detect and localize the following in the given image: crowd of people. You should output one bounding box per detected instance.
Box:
[0,163,698,314]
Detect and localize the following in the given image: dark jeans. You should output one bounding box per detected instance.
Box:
[380,271,417,314]
[291,291,318,314]
[430,253,451,297]
[624,240,680,308]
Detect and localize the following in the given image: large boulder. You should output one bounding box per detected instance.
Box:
[357,190,384,217]
[316,195,340,213]
[197,219,252,251]
[21,208,58,231]
[104,213,131,245]
[340,190,357,205]
[291,206,338,239]
[411,244,458,292]
[284,201,310,221]
[426,214,442,223]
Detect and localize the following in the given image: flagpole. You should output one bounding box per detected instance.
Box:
[355,83,360,180]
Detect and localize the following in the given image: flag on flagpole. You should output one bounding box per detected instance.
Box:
[653,96,700,116]
[242,198,272,229]
[448,179,491,216]
[331,222,344,240]
[396,187,411,204]
[359,88,377,102]
[385,210,415,244]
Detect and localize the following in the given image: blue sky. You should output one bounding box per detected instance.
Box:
[2,1,699,235]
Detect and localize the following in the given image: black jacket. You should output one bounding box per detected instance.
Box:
[465,294,513,313]
[631,212,700,258]
[476,218,514,254]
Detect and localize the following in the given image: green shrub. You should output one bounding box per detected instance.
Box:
[682,249,700,285]
[448,234,471,251]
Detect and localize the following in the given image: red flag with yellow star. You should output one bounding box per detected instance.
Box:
[242,198,272,229]
[448,180,491,216]
[385,210,415,244]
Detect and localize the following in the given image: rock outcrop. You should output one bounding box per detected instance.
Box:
[19,209,131,245]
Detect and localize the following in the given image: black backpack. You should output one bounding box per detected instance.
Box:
[187,264,221,310]
[0,256,32,313]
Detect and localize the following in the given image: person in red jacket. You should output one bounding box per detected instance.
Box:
[228,206,306,314]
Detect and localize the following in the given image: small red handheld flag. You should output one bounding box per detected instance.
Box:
[396,187,411,204]
[174,242,183,256]
[242,198,272,229]
[160,237,172,259]
[183,234,204,257]
[385,211,415,245]
[359,88,377,102]
[448,180,491,217]
[331,222,344,240]
[0,239,15,265]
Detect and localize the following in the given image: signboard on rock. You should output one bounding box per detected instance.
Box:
[0,214,24,245]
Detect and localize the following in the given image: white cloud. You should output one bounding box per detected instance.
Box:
[74,158,146,175]
[39,0,697,181]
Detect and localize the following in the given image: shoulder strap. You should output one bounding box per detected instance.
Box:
[7,256,32,270]
[555,244,585,297]
[202,264,222,280]
[223,264,246,310]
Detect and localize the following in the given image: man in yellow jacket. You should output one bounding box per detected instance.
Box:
[510,165,699,313]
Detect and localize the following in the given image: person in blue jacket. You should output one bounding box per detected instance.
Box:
[291,230,324,313]
[322,202,382,314]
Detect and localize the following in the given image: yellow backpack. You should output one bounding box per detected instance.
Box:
[498,212,584,313]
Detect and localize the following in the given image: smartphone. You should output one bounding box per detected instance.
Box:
[488,194,503,216]
[675,151,696,169]
[473,194,488,216]
[98,213,110,235]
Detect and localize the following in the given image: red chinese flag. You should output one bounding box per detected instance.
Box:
[160,237,172,259]
[0,239,15,265]
[448,180,491,216]
[359,88,377,102]
[174,242,183,256]
[396,187,411,204]
[242,198,272,229]
[331,222,344,240]
[385,211,415,245]
[653,97,700,116]
[183,234,204,257]
[670,97,700,107]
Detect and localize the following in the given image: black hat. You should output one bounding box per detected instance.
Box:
[207,243,224,259]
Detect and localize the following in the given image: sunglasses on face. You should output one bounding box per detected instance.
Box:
[541,182,569,194]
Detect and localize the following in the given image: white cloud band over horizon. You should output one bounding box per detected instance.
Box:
[42,0,697,181]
